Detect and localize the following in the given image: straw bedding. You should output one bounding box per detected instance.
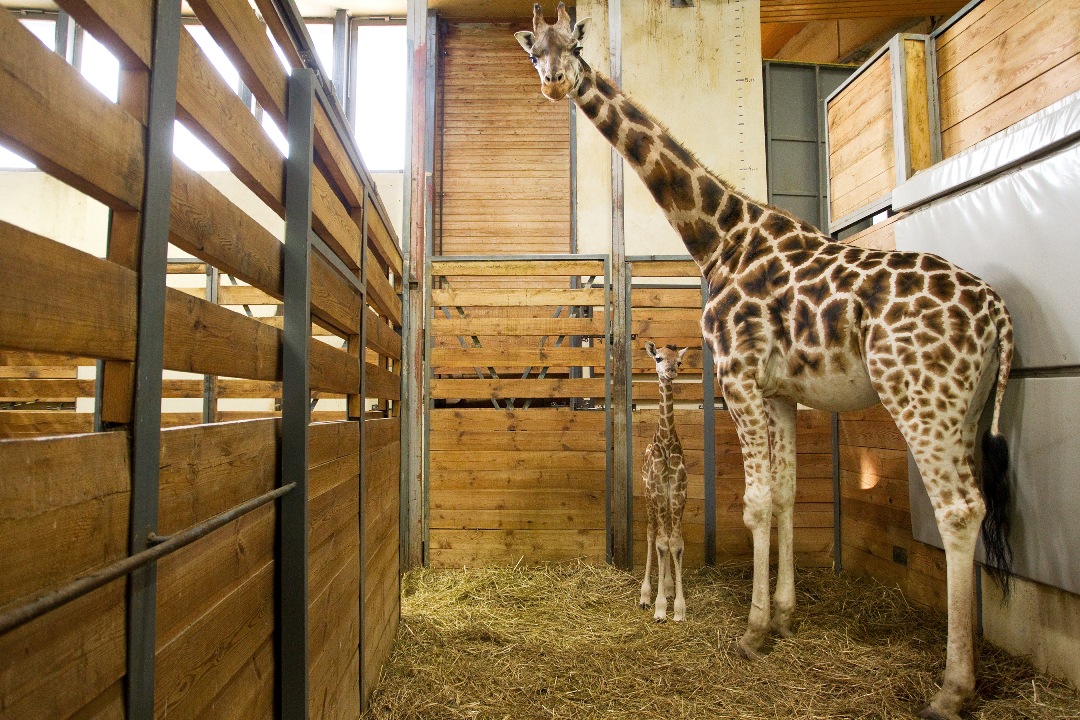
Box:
[365,561,1080,719]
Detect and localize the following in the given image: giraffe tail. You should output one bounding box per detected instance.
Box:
[980,299,1014,597]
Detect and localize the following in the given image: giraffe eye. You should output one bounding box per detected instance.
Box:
[530,55,538,65]
[571,45,583,57]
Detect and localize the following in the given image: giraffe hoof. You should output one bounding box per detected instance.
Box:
[638,601,650,611]
[732,640,765,661]
[918,704,961,720]
[770,623,795,639]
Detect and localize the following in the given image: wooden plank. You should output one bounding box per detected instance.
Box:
[429,378,606,400]
[0,378,95,401]
[154,561,274,719]
[904,38,933,175]
[432,316,605,337]
[311,253,362,335]
[163,288,282,381]
[431,287,604,307]
[365,308,402,359]
[431,259,605,277]
[176,25,284,212]
[430,407,607,433]
[431,449,606,471]
[0,411,94,438]
[0,431,130,605]
[429,429,606,453]
[365,249,402,327]
[312,167,362,271]
[430,345,604,368]
[0,580,126,720]
[0,9,144,210]
[365,204,404,278]
[365,362,400,402]
[310,340,360,396]
[54,0,152,68]
[158,419,279,535]
[0,221,137,361]
[201,638,274,720]
[168,159,283,298]
[313,103,364,208]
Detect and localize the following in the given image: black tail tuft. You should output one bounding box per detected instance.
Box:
[981,430,1013,598]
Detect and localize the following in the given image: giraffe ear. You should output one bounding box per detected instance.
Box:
[645,341,657,358]
[677,347,689,363]
[572,17,591,44]
[515,31,535,54]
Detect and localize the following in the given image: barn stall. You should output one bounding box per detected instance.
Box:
[1,0,1079,718]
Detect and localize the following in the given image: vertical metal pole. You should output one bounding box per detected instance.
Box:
[332,9,348,107]
[832,411,842,575]
[701,278,717,565]
[126,1,181,717]
[202,266,219,424]
[353,197,368,709]
[607,0,630,571]
[401,0,431,570]
[278,68,315,720]
[603,256,612,565]
[421,13,437,568]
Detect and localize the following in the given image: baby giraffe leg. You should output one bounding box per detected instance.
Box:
[671,526,686,622]
[653,531,670,622]
[639,514,655,609]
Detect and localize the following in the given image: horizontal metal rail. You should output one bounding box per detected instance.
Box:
[0,482,296,637]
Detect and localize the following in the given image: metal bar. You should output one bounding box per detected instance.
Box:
[279,67,316,720]
[701,277,717,565]
[353,195,368,710]
[925,35,943,166]
[310,229,365,293]
[832,411,842,574]
[126,2,181,715]
[828,194,893,236]
[202,265,219,424]
[429,253,608,262]
[603,255,613,565]
[421,12,438,565]
[0,484,294,637]
[332,9,348,106]
[345,16,359,126]
[929,0,982,40]
[622,265,634,571]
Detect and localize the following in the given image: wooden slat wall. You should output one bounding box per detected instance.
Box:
[0,0,404,716]
[827,50,895,222]
[936,0,1080,158]
[435,22,571,261]
[429,407,608,567]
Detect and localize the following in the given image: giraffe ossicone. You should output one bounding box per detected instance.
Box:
[640,341,690,622]
[519,6,1015,719]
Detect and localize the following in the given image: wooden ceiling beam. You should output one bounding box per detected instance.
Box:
[761,0,967,23]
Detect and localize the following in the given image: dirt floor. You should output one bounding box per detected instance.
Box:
[364,561,1080,719]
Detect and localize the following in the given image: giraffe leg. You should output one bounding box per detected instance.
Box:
[724,376,774,658]
[640,510,655,609]
[653,530,670,622]
[766,398,798,639]
[880,392,984,718]
[672,463,689,622]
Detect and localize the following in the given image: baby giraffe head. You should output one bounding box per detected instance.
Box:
[646,341,688,382]
[514,2,591,101]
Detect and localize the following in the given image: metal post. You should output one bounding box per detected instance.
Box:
[332,9,348,107]
[701,278,717,565]
[126,1,181,717]
[603,255,613,565]
[279,67,315,720]
[352,196,368,709]
[832,411,842,574]
[202,266,219,424]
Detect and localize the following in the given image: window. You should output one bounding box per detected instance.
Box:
[352,24,407,172]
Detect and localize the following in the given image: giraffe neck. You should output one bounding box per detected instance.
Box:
[655,376,675,447]
[570,63,759,271]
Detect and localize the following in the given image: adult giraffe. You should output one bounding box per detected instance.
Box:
[515,5,1014,719]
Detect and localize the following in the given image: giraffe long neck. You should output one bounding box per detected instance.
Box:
[570,64,756,271]
[655,376,675,446]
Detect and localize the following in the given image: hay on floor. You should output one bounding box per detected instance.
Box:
[365,561,1080,719]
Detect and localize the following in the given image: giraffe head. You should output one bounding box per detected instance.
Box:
[514,2,591,101]
[646,341,689,382]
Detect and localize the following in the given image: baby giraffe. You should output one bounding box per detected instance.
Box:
[639,341,690,622]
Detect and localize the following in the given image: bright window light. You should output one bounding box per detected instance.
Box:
[80,31,120,102]
[174,120,229,172]
[353,25,407,172]
[0,20,54,169]
[187,24,241,93]
[306,22,335,78]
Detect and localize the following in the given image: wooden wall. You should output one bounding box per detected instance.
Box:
[0,1,402,716]
[936,0,1080,158]
[435,21,571,257]
[427,258,607,567]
